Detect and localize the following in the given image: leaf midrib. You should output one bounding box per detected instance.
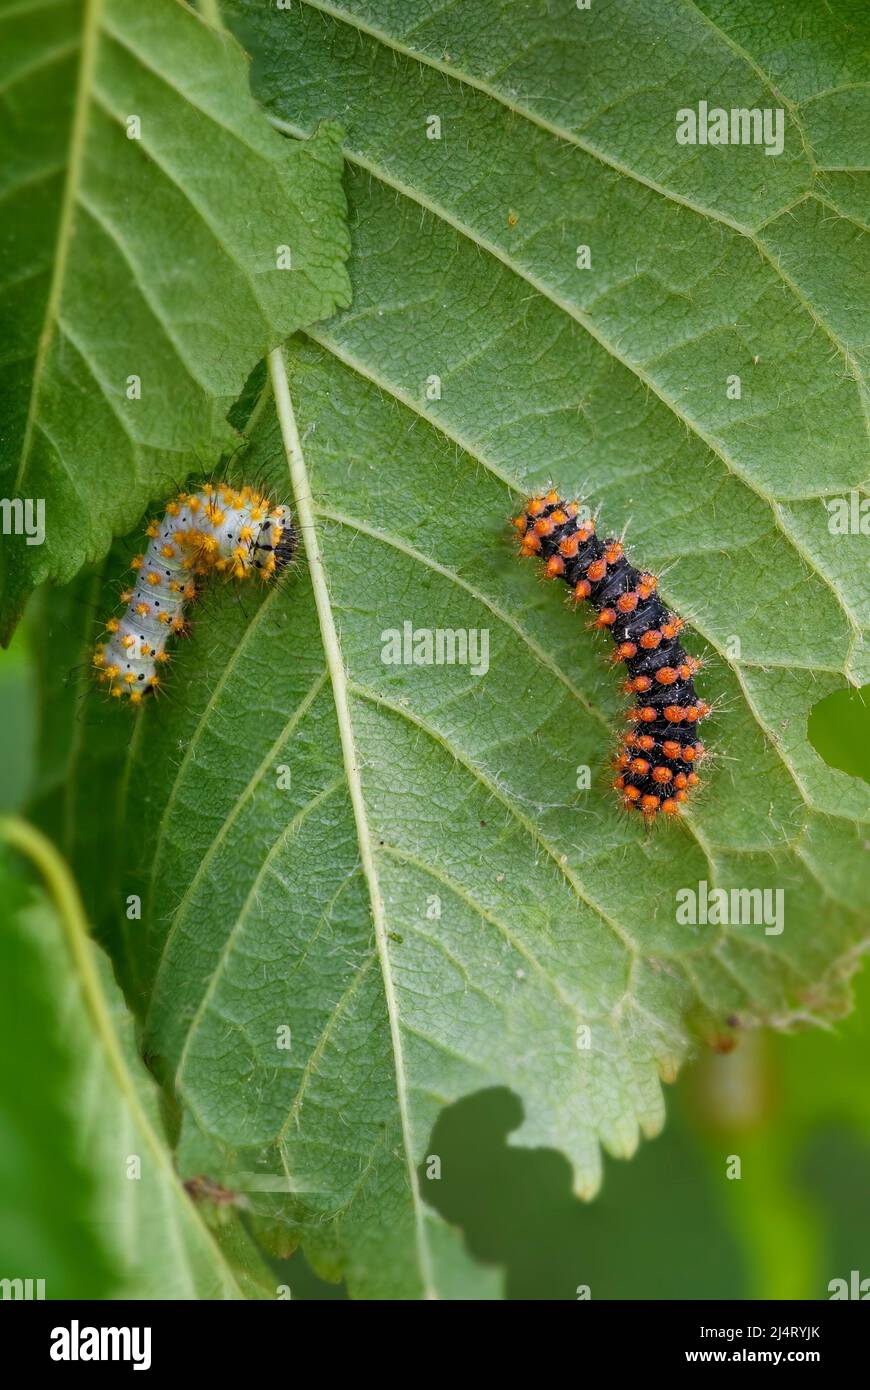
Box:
[12,0,101,498]
[267,345,439,1300]
[12,0,307,507]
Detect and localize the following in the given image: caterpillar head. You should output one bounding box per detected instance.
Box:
[254,504,296,576]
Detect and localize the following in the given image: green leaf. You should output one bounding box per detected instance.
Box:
[0,817,275,1298]
[227,0,870,666]
[26,0,870,1298]
[0,628,35,812]
[0,0,350,639]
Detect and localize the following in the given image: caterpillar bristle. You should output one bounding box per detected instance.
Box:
[513,493,710,821]
[96,484,295,704]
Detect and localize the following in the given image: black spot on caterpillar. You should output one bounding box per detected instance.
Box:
[513,491,709,820]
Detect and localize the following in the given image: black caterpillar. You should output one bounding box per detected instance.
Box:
[513,491,709,820]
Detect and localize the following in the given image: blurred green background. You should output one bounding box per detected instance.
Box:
[2,624,868,1301]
